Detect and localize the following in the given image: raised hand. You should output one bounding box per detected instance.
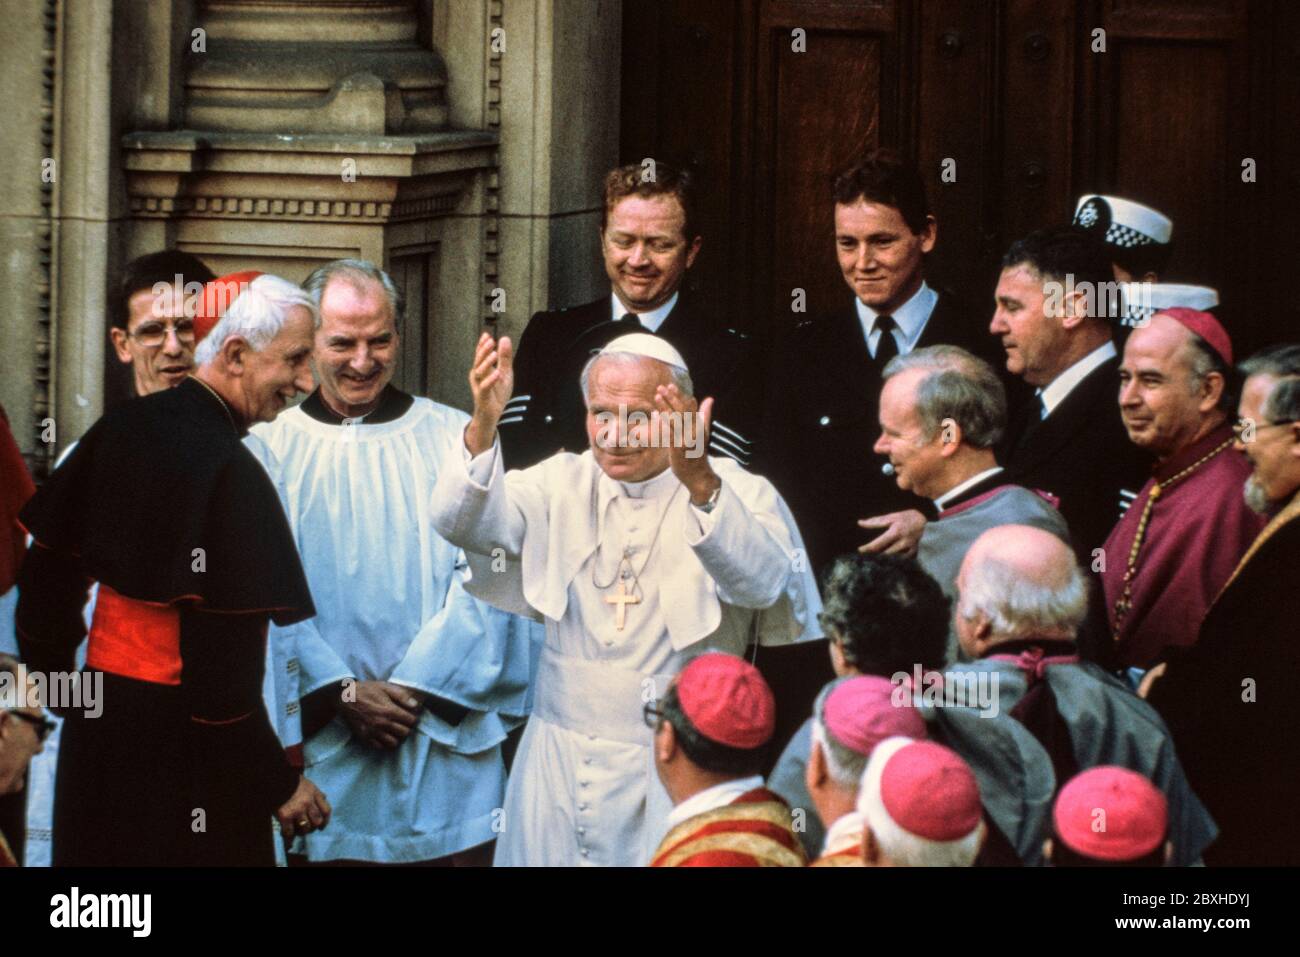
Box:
[466,332,513,455]
[654,383,719,505]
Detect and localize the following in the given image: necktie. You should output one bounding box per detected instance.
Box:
[873,315,899,368]
[621,312,642,328]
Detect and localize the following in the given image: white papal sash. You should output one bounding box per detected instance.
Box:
[533,646,674,746]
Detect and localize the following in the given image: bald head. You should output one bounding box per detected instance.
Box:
[964,525,1075,592]
[956,525,1087,654]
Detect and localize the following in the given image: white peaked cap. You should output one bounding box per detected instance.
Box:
[1120,283,1220,329]
[1074,195,1173,246]
[599,332,689,371]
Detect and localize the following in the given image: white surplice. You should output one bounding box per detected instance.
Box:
[429,440,822,866]
[253,399,534,862]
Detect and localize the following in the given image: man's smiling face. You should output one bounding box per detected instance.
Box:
[314,276,400,418]
[834,199,935,315]
[601,194,701,314]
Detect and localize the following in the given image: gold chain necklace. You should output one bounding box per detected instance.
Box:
[1112,436,1235,639]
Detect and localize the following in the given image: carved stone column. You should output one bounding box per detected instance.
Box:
[123,0,496,406]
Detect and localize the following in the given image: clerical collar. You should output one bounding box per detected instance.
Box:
[1153,421,1234,483]
[934,466,1004,511]
[1040,340,1116,416]
[854,281,936,354]
[822,810,866,857]
[299,385,414,426]
[665,774,765,830]
[611,290,679,333]
[600,464,679,506]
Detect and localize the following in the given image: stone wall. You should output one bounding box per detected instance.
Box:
[0,0,622,473]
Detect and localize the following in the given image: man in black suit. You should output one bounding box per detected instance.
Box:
[499,162,760,471]
[991,227,1151,565]
[764,149,1005,578]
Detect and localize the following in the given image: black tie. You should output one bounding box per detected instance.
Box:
[621,312,642,329]
[873,315,899,368]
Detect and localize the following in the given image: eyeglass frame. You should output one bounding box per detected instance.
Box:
[127,318,198,348]
[642,701,665,730]
[3,709,56,744]
[1232,418,1298,442]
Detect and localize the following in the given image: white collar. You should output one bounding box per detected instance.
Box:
[665,775,766,830]
[612,290,679,333]
[822,810,866,857]
[597,463,680,510]
[854,281,937,354]
[934,466,1004,511]
[1040,340,1117,416]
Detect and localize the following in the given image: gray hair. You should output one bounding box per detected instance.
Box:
[811,681,870,789]
[857,736,985,867]
[579,350,693,403]
[956,553,1088,641]
[301,258,404,328]
[194,274,318,366]
[1239,344,1300,423]
[882,345,1006,449]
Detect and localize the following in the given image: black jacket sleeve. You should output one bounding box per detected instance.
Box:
[15,542,91,681]
[179,607,299,816]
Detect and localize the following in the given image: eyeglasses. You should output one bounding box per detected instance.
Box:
[642,701,665,729]
[128,319,197,348]
[1232,419,1297,442]
[4,709,56,743]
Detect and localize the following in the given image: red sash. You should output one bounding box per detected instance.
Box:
[86,585,183,686]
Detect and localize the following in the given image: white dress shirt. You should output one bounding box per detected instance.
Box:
[612,291,679,333]
[1039,340,1117,417]
[855,281,938,358]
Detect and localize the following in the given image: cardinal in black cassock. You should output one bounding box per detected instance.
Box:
[15,275,319,866]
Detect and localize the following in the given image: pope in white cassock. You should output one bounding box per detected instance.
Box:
[430,329,822,866]
[253,261,533,864]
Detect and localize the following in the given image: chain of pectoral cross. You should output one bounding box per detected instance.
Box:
[591,486,684,631]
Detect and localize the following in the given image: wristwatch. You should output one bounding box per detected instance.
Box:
[694,482,722,514]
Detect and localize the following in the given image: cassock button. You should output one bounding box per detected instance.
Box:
[580,848,589,857]
[580,781,589,788]
[583,757,592,766]
[578,802,589,812]
[587,734,596,741]
[577,827,586,836]
[544,415,553,423]
[819,415,831,427]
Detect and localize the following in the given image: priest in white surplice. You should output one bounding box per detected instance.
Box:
[430,330,821,866]
[253,260,534,865]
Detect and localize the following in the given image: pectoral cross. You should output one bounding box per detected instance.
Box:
[605,578,640,631]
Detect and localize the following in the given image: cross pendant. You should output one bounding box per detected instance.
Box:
[604,578,640,631]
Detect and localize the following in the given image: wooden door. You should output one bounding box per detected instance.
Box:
[621,0,1298,353]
